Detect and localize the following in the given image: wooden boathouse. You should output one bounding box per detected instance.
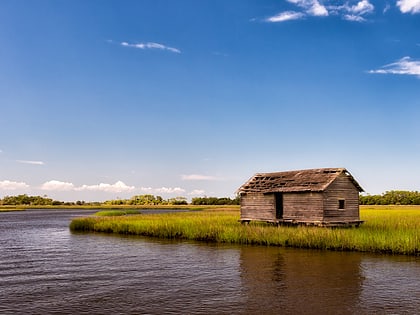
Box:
[237,168,364,227]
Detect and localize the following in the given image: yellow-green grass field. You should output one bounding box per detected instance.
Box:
[69,205,420,256]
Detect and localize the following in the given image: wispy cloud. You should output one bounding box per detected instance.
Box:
[154,187,186,194]
[0,180,29,190]
[397,0,420,13]
[121,41,181,53]
[368,56,420,77]
[188,189,206,196]
[17,160,45,165]
[181,174,220,181]
[328,0,374,21]
[266,0,327,22]
[266,0,374,23]
[266,11,305,22]
[138,186,186,194]
[343,14,366,22]
[383,3,391,14]
[288,0,329,16]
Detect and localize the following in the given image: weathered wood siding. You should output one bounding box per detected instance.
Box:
[240,193,276,221]
[323,174,360,221]
[239,172,361,224]
[283,192,324,221]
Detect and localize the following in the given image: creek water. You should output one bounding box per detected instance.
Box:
[1,209,420,314]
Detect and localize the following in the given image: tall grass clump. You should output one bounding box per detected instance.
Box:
[69,205,420,256]
[94,209,141,216]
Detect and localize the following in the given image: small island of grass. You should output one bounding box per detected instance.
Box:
[94,209,142,216]
[70,205,420,256]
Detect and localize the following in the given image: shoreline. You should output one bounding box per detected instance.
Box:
[0,204,238,211]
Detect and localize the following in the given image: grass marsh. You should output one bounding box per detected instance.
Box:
[69,205,420,256]
[94,209,142,216]
[0,207,26,212]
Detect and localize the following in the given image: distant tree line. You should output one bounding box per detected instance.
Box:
[0,194,241,206]
[360,191,420,205]
[191,196,240,205]
[4,192,420,207]
[0,194,87,206]
[103,195,188,206]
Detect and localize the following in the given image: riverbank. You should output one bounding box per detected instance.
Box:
[70,205,420,256]
[0,204,230,211]
[0,207,26,212]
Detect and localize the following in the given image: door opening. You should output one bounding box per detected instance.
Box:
[275,193,283,219]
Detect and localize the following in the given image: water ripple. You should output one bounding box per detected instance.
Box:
[1,210,420,314]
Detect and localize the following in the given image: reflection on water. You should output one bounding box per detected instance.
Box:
[0,210,420,314]
[359,257,420,313]
[240,248,364,314]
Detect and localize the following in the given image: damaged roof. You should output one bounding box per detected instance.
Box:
[237,168,364,194]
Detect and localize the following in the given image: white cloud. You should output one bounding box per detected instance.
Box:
[287,0,328,16]
[328,0,374,22]
[267,1,375,23]
[17,160,45,165]
[397,0,420,13]
[266,11,305,22]
[266,0,327,23]
[154,187,186,194]
[139,187,154,193]
[189,189,206,196]
[40,180,135,193]
[45,184,187,195]
[0,180,29,190]
[76,181,135,193]
[139,186,186,194]
[368,56,420,77]
[343,14,366,22]
[121,41,181,53]
[181,174,219,181]
[310,2,329,16]
[349,0,374,15]
[41,180,75,191]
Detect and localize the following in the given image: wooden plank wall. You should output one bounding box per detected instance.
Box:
[240,193,276,221]
[323,174,360,221]
[283,192,324,221]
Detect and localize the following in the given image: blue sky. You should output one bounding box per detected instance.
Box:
[1,0,420,201]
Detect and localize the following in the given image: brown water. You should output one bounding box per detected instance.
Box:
[1,210,420,314]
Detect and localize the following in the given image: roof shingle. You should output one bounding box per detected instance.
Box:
[237,168,363,193]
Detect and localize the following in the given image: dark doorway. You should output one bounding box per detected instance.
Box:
[275,193,283,219]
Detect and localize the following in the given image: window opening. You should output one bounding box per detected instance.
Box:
[338,199,345,210]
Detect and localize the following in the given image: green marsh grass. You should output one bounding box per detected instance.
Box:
[69,205,420,256]
[0,207,26,212]
[94,209,141,216]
